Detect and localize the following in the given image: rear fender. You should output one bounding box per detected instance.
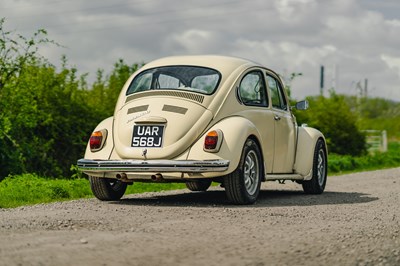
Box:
[84,117,114,160]
[294,126,326,179]
[187,116,262,176]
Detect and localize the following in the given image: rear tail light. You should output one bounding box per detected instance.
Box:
[204,129,223,152]
[90,129,107,152]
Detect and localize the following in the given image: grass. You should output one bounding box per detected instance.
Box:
[328,142,400,174]
[0,174,186,208]
[1,142,399,209]
[0,174,92,208]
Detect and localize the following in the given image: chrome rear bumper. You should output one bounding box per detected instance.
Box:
[77,158,230,173]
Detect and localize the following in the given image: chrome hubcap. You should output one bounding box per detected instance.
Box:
[244,150,259,195]
[317,149,326,186]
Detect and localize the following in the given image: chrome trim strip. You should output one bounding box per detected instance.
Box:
[77,159,229,173]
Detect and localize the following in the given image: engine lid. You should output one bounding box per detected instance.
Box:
[114,96,213,159]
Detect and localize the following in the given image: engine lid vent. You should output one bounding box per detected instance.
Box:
[127,105,149,114]
[125,91,204,104]
[162,105,188,115]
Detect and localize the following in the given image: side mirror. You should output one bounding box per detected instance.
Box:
[295,100,309,110]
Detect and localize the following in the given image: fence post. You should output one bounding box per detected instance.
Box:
[382,130,388,152]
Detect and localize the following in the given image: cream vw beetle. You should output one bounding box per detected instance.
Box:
[78,55,327,204]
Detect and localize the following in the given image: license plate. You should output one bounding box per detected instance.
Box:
[131,125,165,148]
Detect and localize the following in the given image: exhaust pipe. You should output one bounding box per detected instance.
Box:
[151,173,164,182]
[116,173,129,182]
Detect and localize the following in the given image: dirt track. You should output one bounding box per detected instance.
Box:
[0,168,399,266]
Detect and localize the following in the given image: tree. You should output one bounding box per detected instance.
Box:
[1,18,56,178]
[283,72,302,99]
[0,18,55,89]
[86,59,142,119]
[295,92,367,156]
[0,18,145,180]
[0,19,97,179]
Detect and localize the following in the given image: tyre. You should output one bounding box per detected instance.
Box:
[302,138,327,194]
[224,139,262,205]
[186,180,212,191]
[89,176,127,201]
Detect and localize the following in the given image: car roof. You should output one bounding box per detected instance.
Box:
[141,55,261,73]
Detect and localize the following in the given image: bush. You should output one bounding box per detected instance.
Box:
[0,19,141,180]
[295,92,367,156]
[328,142,400,173]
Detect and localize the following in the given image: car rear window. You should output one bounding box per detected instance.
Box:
[126,66,221,95]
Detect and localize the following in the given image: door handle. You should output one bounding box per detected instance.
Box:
[274,115,281,121]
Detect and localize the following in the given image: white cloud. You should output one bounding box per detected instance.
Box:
[381,54,400,77]
[232,40,337,68]
[1,0,400,101]
[275,0,317,23]
[385,19,400,27]
[167,29,215,54]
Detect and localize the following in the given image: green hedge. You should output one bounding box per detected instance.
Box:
[328,142,400,173]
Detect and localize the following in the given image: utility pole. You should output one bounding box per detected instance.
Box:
[320,65,324,96]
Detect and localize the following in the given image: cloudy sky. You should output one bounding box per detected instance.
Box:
[1,0,400,101]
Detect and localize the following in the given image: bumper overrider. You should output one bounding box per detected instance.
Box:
[77,159,230,174]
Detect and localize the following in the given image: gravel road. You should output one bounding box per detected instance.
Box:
[0,168,399,266]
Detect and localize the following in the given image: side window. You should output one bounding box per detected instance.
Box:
[238,71,268,107]
[267,75,287,110]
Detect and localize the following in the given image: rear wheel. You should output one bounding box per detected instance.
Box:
[224,139,262,205]
[89,176,127,201]
[302,139,327,194]
[186,180,212,191]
